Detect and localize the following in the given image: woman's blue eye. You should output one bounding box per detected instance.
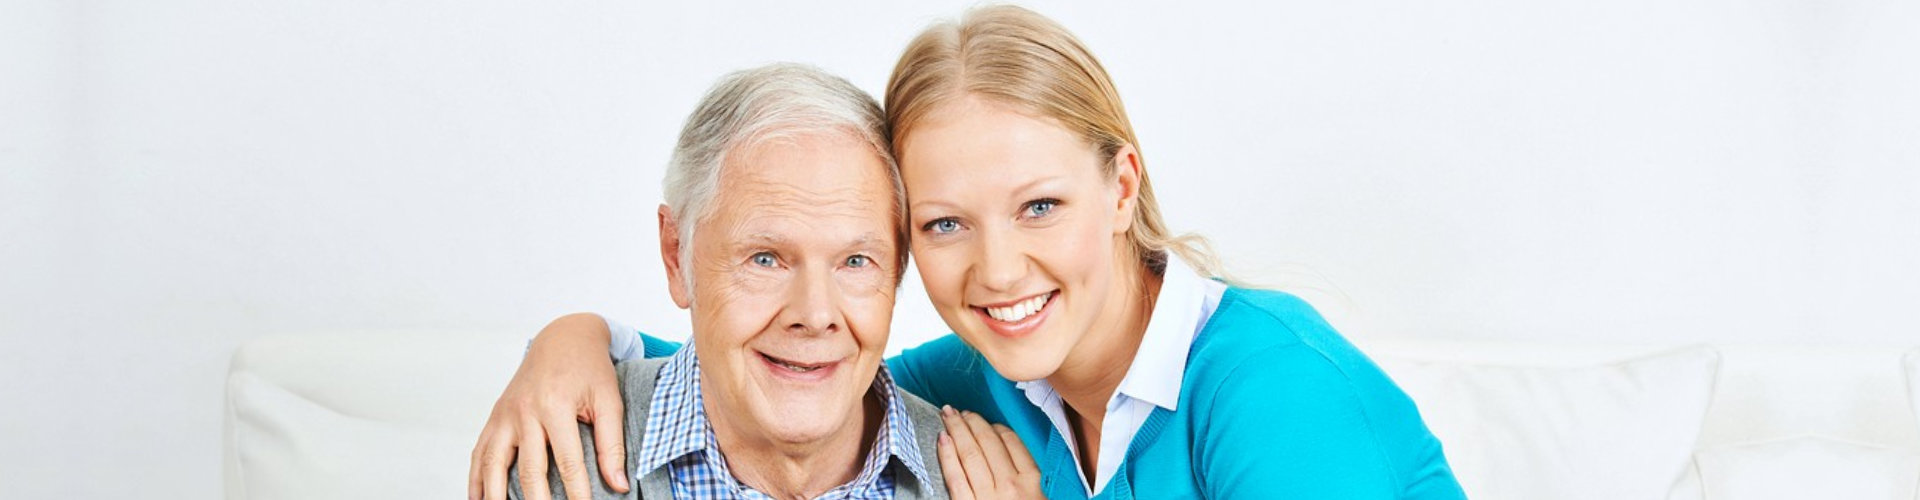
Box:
[845,255,871,268]
[924,218,960,234]
[1024,199,1058,218]
[750,252,777,267]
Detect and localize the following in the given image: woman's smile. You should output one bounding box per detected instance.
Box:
[973,290,1059,338]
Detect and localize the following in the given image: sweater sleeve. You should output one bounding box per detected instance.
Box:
[602,315,684,360]
[885,334,1000,417]
[1198,342,1405,499]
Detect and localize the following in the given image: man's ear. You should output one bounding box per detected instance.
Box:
[658,204,693,309]
[1109,143,1143,234]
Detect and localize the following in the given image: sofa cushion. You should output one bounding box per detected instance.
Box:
[1373,345,1721,500]
[1908,348,1920,442]
[224,331,523,500]
[1692,436,1920,500]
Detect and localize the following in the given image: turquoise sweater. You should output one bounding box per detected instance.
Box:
[635,288,1466,499]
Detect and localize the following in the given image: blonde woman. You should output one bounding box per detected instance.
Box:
[473,6,1465,499]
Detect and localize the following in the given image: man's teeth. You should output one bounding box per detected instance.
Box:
[767,355,824,372]
[986,292,1052,322]
[779,362,820,372]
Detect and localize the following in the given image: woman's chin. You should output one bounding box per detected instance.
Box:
[954,323,1071,382]
[980,348,1066,383]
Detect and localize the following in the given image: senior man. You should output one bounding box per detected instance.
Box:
[496,63,946,500]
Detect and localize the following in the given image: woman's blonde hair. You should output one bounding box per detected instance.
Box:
[885,4,1226,280]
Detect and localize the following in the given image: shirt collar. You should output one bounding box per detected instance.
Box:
[857,366,935,489]
[1119,253,1223,410]
[634,346,708,476]
[634,345,934,491]
[1014,253,1223,412]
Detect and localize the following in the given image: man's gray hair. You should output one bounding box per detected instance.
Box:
[662,63,907,285]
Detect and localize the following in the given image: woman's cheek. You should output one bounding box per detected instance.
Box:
[1052,216,1109,272]
[914,245,969,309]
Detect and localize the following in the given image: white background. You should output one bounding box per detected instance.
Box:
[4,0,1917,497]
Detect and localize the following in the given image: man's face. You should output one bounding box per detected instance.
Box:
[665,132,899,448]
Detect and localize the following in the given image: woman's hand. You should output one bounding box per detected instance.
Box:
[468,313,629,500]
[938,406,1045,500]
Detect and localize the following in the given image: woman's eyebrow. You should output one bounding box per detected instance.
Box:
[1009,175,1068,198]
[908,199,960,217]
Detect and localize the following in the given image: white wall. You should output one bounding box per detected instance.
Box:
[2,0,1916,496]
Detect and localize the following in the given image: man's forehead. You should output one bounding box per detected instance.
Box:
[707,186,891,247]
[697,134,902,246]
[713,148,896,220]
[717,169,890,215]
[733,228,889,249]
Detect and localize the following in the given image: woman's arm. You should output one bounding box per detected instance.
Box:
[1197,343,1465,499]
[887,334,1009,421]
[469,313,631,500]
[602,316,683,360]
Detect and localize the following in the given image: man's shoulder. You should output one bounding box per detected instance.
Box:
[889,386,950,500]
[507,358,670,500]
[614,357,672,401]
[895,387,944,436]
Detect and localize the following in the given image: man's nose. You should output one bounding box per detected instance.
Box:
[782,266,843,335]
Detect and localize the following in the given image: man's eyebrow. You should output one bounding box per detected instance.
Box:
[845,233,891,252]
[736,232,789,248]
[732,231,893,253]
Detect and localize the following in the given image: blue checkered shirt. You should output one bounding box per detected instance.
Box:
[633,346,933,499]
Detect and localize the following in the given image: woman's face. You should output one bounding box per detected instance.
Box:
[897,96,1139,382]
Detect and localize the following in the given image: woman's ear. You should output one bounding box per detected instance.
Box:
[658,204,693,309]
[1109,144,1143,234]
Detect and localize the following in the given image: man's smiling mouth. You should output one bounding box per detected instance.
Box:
[760,352,834,373]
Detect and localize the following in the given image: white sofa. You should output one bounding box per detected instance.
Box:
[223,331,1920,500]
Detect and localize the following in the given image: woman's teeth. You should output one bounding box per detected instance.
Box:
[986,292,1052,322]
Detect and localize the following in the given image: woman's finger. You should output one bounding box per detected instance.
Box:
[959,410,1016,486]
[468,434,487,500]
[940,405,995,491]
[543,409,593,500]
[996,423,1042,490]
[937,431,977,500]
[995,423,1037,475]
[478,428,516,500]
[588,385,630,493]
[516,420,553,500]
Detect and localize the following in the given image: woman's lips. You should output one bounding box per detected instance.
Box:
[972,290,1057,340]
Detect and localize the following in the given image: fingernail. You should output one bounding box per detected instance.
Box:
[942,405,955,416]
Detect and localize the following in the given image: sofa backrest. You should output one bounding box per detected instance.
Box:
[225,332,1920,500]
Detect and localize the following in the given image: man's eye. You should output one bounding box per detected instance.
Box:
[923,218,961,234]
[1023,199,1058,218]
[845,255,871,268]
[750,252,778,267]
